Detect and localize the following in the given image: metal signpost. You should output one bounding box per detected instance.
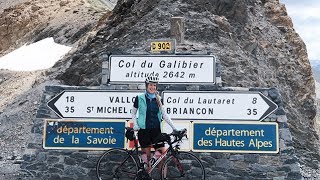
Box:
[108,55,216,84]
[192,121,279,153]
[162,91,278,121]
[47,90,141,119]
[43,119,126,150]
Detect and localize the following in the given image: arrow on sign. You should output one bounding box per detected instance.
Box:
[162,91,278,121]
[47,90,140,119]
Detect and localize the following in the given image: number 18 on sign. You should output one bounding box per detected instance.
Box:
[47,90,138,119]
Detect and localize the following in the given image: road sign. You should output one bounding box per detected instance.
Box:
[43,119,126,150]
[109,55,216,84]
[162,91,278,121]
[150,39,175,53]
[192,121,279,153]
[47,90,141,119]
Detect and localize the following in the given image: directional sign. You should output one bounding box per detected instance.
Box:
[43,119,126,150]
[109,55,216,84]
[47,90,141,119]
[192,121,279,153]
[162,91,278,121]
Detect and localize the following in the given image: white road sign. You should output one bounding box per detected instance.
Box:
[109,55,216,84]
[162,91,278,121]
[47,90,141,119]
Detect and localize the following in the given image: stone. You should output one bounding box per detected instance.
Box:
[215,159,232,169]
[244,154,259,163]
[22,154,36,162]
[49,173,62,180]
[36,152,47,161]
[59,1,69,7]
[47,156,60,164]
[64,157,77,165]
[277,115,287,122]
[279,128,292,142]
[272,176,286,180]
[229,155,244,161]
[250,164,276,172]
[49,167,63,174]
[287,172,303,180]
[289,163,301,172]
[26,162,47,171]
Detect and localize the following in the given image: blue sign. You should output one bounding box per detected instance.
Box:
[43,120,126,150]
[193,122,278,153]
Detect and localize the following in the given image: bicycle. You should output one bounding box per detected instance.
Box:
[96,127,205,180]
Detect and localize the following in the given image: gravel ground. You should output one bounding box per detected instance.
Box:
[301,165,320,179]
[0,0,29,12]
[0,70,55,178]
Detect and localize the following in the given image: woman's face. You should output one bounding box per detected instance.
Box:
[146,83,157,94]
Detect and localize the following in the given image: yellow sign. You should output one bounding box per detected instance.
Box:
[151,41,172,52]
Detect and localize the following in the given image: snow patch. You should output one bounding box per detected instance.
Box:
[0,38,72,71]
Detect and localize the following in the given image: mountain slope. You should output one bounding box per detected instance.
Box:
[0,0,113,178]
[0,0,111,57]
[57,0,319,170]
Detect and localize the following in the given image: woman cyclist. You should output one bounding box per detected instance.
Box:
[131,75,177,169]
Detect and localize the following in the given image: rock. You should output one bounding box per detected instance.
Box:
[57,0,319,172]
[31,5,41,12]
[59,1,69,7]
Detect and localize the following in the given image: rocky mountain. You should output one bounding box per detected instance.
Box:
[311,60,320,83]
[58,0,320,171]
[0,0,114,178]
[0,0,112,56]
[0,0,319,179]
[311,61,320,146]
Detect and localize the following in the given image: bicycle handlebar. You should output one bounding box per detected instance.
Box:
[170,128,187,141]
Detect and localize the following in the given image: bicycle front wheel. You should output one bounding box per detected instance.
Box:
[161,151,205,180]
[96,148,138,180]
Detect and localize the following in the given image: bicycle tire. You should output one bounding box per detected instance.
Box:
[161,151,205,180]
[96,148,138,180]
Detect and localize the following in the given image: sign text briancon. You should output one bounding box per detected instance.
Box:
[162,91,278,121]
[109,55,216,84]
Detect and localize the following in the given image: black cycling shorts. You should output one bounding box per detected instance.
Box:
[138,128,165,149]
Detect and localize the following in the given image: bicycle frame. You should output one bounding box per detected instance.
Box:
[97,128,204,180]
[129,131,182,175]
[113,149,138,177]
[131,133,184,176]
[147,147,169,173]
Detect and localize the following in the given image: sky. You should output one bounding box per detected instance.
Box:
[0,38,72,71]
[280,0,320,61]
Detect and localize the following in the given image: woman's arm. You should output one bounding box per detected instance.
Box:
[131,107,140,130]
[132,95,140,130]
[156,93,177,130]
[160,106,177,131]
